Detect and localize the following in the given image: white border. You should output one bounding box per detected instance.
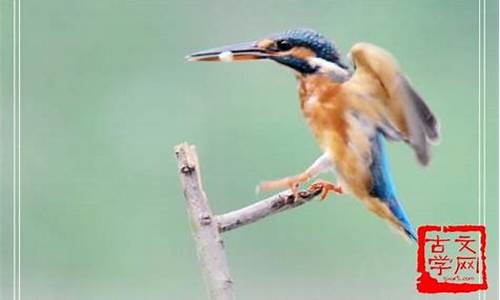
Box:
[12,0,21,299]
[478,0,487,299]
[8,0,492,299]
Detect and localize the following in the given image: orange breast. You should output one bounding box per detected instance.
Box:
[298,75,348,148]
[297,74,372,198]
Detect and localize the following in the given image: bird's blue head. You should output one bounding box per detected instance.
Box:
[187,28,347,75]
[267,29,347,73]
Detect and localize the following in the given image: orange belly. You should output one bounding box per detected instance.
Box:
[298,74,372,198]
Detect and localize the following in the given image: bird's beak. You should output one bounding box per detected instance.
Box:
[186,41,269,62]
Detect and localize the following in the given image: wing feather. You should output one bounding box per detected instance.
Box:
[348,43,440,165]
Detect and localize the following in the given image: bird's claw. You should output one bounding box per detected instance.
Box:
[258,175,341,202]
[308,180,343,200]
[258,174,310,201]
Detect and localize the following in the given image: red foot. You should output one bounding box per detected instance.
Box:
[308,180,343,200]
[259,173,310,200]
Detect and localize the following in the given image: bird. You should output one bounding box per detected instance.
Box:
[186,28,440,241]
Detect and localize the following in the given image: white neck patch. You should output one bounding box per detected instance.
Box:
[307,57,350,81]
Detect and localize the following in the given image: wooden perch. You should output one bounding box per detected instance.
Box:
[216,188,322,233]
[175,143,235,300]
[175,143,324,300]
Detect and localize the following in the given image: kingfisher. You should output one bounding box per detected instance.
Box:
[186,29,440,241]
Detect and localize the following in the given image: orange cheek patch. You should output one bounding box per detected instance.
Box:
[290,47,316,59]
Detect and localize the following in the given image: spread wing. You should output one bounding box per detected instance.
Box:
[347,42,440,165]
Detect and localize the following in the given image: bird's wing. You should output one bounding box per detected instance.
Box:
[346,42,440,165]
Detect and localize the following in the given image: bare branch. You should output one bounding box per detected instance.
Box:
[175,142,327,300]
[175,143,235,300]
[216,187,323,233]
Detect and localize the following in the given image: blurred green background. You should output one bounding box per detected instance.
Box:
[1,0,498,299]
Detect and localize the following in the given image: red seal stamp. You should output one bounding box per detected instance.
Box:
[417,225,487,293]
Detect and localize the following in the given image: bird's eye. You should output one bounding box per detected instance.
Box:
[276,40,292,51]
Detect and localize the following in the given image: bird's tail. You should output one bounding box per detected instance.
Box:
[369,132,417,241]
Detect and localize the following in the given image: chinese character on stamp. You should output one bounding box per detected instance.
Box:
[417,225,487,293]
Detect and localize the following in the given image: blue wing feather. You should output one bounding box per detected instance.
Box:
[369,132,417,241]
